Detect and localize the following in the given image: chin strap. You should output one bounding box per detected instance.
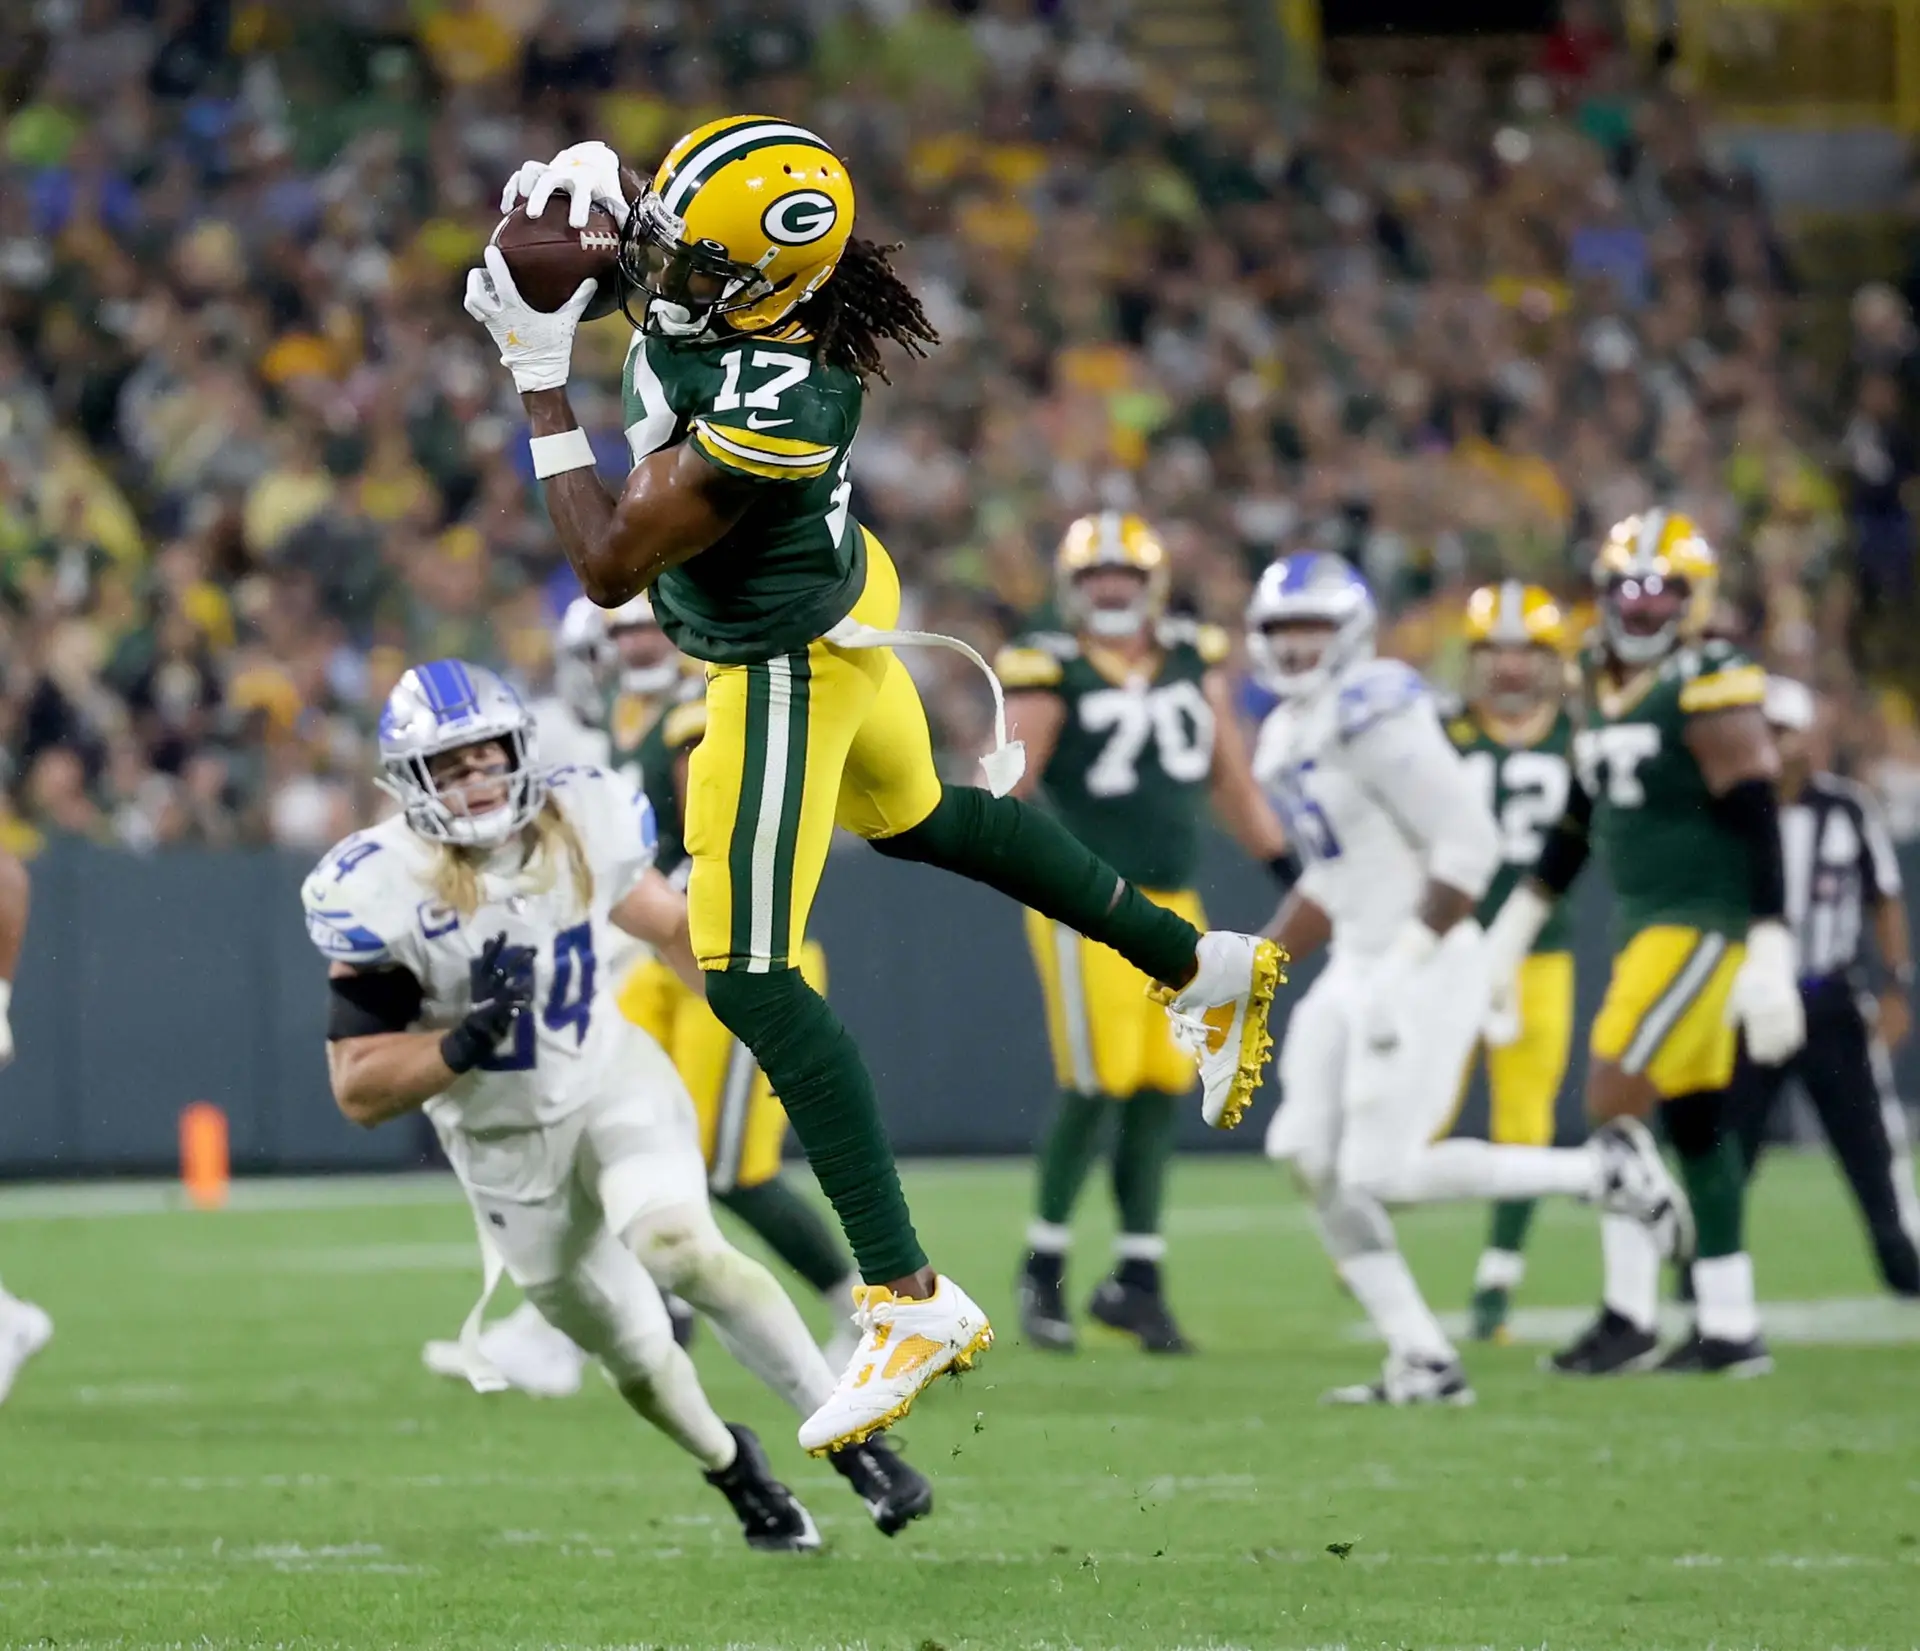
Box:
[823,617,1027,797]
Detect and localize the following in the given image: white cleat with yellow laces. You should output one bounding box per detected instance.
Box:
[1152,931,1287,1129]
[797,1275,993,1456]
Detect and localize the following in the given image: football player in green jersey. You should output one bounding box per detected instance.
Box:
[465,124,1284,1452]
[999,513,1288,1354]
[1482,511,1805,1376]
[1446,582,1579,1342]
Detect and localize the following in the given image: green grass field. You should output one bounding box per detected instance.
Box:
[1,1152,1917,1650]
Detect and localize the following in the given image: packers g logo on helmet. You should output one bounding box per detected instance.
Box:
[762,190,839,246]
[617,116,855,340]
[1593,509,1718,667]
[1463,579,1568,721]
[1056,512,1171,640]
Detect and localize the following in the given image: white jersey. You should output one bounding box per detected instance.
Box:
[1253,658,1500,956]
[531,697,612,771]
[301,766,658,1134]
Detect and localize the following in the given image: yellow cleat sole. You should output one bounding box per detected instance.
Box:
[1213,939,1287,1131]
[803,1324,996,1457]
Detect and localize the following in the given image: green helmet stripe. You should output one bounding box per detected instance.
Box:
[661,121,831,214]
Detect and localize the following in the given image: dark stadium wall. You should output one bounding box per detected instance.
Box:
[0,838,1908,1176]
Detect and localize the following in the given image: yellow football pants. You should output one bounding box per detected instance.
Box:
[1024,888,1206,1097]
[1472,951,1575,1146]
[1590,925,1745,1098]
[618,940,828,1192]
[685,532,944,972]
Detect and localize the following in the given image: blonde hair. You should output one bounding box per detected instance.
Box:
[429,798,592,921]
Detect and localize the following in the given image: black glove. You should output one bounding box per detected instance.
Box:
[1266,850,1301,892]
[440,932,537,1074]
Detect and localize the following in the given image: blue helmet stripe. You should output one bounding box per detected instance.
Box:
[416,660,478,719]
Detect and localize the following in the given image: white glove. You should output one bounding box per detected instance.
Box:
[1727,919,1806,1065]
[1361,919,1439,1055]
[1479,885,1550,1048]
[0,979,15,1071]
[502,140,630,230]
[462,244,597,394]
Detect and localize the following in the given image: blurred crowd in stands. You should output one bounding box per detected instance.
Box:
[4,0,1920,855]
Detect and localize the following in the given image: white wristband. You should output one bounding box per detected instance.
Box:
[530,428,596,479]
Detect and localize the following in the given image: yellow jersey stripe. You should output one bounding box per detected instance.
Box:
[693,424,835,480]
[693,418,836,462]
[1678,664,1766,713]
[994,646,1065,690]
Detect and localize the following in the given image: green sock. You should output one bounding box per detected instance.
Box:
[717,1177,854,1297]
[1112,1089,1179,1236]
[873,784,1200,985]
[706,968,926,1283]
[1036,1091,1108,1227]
[1488,1199,1536,1255]
[1677,1133,1746,1259]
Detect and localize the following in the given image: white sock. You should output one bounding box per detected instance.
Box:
[1392,1140,1598,1203]
[615,1344,737,1471]
[1693,1252,1759,1342]
[670,1247,837,1416]
[1474,1247,1526,1292]
[1026,1219,1071,1254]
[1113,1232,1166,1262]
[1601,1213,1661,1332]
[1339,1250,1456,1363]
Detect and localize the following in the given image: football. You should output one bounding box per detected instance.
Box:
[490,200,624,320]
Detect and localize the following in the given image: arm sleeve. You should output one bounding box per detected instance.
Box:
[327,966,425,1040]
[1343,701,1503,903]
[1534,772,1595,896]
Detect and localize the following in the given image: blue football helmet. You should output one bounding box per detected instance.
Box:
[1245,552,1377,700]
[377,660,545,848]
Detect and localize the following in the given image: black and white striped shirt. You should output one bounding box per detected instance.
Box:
[1783,774,1903,985]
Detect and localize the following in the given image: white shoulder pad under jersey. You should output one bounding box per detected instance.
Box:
[543,763,659,907]
[1333,657,1429,744]
[300,815,442,976]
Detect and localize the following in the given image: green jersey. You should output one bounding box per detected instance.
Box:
[600,685,677,790]
[1446,705,1577,952]
[615,686,706,882]
[622,328,863,664]
[1576,639,1768,940]
[996,620,1226,891]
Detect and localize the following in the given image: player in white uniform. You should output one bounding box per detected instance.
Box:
[1241,556,1688,1404]
[529,597,616,772]
[304,659,930,1542]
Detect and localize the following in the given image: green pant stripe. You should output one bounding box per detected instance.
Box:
[765,652,811,971]
[1621,933,1727,1075]
[727,665,772,971]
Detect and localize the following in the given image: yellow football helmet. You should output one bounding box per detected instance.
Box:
[1056,512,1170,639]
[1592,509,1718,666]
[1463,579,1569,720]
[619,115,855,340]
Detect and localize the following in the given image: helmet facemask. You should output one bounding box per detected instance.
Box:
[1601,571,1690,666]
[380,731,544,850]
[1469,642,1558,721]
[1068,566,1156,641]
[1249,618,1348,699]
[618,189,778,340]
[609,616,681,697]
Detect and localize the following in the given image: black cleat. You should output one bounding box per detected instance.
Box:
[830,1432,933,1536]
[1655,1327,1773,1377]
[1087,1272,1193,1355]
[1017,1253,1076,1352]
[1543,1307,1660,1376]
[666,1291,697,1350]
[704,1424,821,1552]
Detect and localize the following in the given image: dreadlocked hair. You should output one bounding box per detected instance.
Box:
[797,238,939,385]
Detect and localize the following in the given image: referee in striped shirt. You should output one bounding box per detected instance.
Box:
[1727,677,1920,1295]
